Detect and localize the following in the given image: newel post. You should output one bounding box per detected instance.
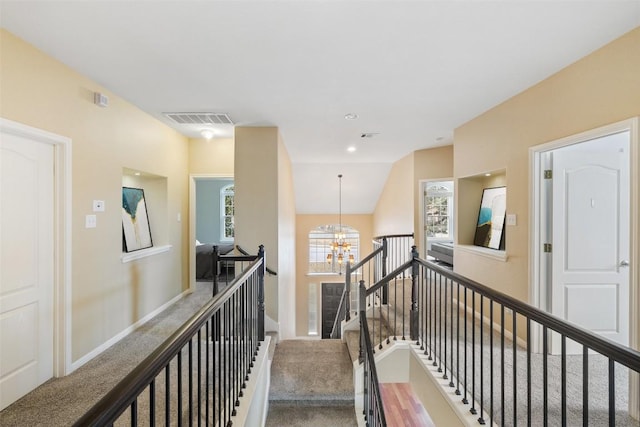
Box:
[212,245,219,297]
[345,262,352,321]
[410,245,419,341]
[358,279,366,363]
[258,244,265,341]
[382,237,388,305]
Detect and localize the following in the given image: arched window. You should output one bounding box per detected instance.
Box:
[220,185,234,241]
[424,181,454,241]
[308,225,359,274]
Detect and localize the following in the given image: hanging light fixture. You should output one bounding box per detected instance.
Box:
[327,174,355,269]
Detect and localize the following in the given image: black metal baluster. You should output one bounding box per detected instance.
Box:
[478,294,485,424]
[443,276,449,381]
[608,359,615,427]
[501,306,505,426]
[456,281,461,396]
[562,335,567,427]
[420,265,425,352]
[165,364,170,427]
[583,345,589,427]
[462,287,469,406]
[490,300,494,425]
[197,330,202,427]
[470,291,477,416]
[438,273,443,372]
[205,321,210,426]
[543,326,548,427]
[527,319,531,427]
[428,268,433,358]
[513,313,517,426]
[150,379,155,427]
[131,399,137,427]
[178,350,183,427]
[218,310,222,427]
[449,276,454,389]
[188,340,193,426]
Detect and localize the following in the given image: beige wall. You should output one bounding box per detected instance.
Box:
[373,146,454,254]
[413,145,454,254]
[1,30,190,362]
[234,126,296,333]
[277,135,297,339]
[188,137,235,175]
[453,27,640,305]
[295,214,373,337]
[373,153,414,236]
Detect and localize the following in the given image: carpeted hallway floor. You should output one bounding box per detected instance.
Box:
[266,339,358,427]
[0,281,215,426]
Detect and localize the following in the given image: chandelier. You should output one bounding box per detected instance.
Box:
[327,174,355,267]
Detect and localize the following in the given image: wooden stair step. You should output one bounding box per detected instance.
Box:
[379,382,435,427]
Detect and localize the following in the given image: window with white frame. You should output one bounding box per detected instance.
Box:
[424,181,454,243]
[220,185,234,241]
[308,225,359,274]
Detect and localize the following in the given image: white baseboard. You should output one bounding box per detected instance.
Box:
[70,290,188,372]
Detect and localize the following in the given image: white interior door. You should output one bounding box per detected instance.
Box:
[551,131,630,353]
[0,131,54,410]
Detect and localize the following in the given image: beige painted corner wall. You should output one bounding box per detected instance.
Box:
[234,127,296,330]
[373,153,414,236]
[453,27,640,305]
[372,146,454,254]
[0,30,190,362]
[277,135,297,339]
[413,145,454,254]
[295,214,373,337]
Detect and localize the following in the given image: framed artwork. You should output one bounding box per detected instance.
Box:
[122,187,153,252]
[473,186,506,250]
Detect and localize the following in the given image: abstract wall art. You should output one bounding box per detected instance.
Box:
[122,187,153,252]
[473,186,506,250]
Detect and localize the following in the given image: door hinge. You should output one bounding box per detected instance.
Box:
[543,243,552,253]
[544,170,552,179]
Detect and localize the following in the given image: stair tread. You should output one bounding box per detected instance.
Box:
[268,340,354,402]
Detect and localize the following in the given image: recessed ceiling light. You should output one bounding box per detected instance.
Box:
[347,146,357,153]
[200,128,215,140]
[344,113,358,120]
[134,172,141,176]
[485,173,492,177]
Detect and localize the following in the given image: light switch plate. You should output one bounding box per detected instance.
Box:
[506,214,517,226]
[93,200,105,212]
[86,214,97,228]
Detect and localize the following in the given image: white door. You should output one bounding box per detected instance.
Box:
[0,131,54,410]
[551,131,630,353]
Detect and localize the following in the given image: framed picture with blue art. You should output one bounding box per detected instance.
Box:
[473,186,506,250]
[122,187,153,252]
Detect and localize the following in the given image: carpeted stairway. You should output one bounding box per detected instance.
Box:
[265,339,358,427]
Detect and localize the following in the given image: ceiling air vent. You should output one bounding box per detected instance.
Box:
[163,112,234,125]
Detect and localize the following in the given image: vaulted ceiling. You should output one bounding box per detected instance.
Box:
[2,1,638,213]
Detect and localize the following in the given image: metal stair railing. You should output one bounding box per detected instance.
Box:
[358,245,640,426]
[75,246,267,427]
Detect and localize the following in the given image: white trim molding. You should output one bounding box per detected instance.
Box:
[0,117,73,376]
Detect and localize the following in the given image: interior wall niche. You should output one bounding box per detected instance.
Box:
[122,168,168,252]
[457,170,507,253]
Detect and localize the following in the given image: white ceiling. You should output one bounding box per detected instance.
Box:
[1,1,639,213]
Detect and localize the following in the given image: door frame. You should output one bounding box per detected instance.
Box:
[529,117,639,417]
[188,174,234,292]
[0,118,72,376]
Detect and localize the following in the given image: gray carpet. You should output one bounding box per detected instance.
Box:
[266,339,358,426]
[0,281,215,427]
